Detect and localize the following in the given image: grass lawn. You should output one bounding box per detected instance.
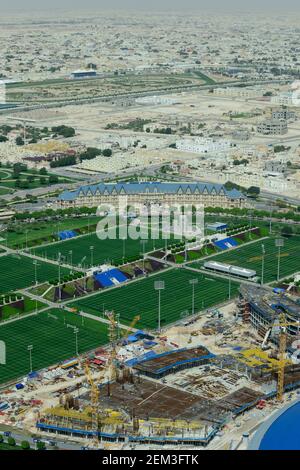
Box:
[0,170,11,179]
[0,309,108,385]
[0,254,70,294]
[71,268,239,330]
[0,296,45,322]
[5,216,101,249]
[191,236,300,283]
[32,226,173,268]
[0,187,13,195]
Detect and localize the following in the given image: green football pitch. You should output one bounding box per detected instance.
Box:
[0,254,70,294]
[192,236,300,283]
[71,268,240,330]
[0,309,108,385]
[32,226,173,268]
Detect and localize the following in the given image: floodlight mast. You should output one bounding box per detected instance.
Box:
[275,238,284,282]
[189,278,198,315]
[154,280,165,332]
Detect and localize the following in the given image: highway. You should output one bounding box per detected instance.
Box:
[0,78,289,114]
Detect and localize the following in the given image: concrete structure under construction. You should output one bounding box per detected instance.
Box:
[238,285,300,338]
[257,119,288,135]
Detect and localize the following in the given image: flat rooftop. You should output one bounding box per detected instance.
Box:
[134,346,213,376]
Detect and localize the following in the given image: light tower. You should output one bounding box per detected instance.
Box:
[189,278,198,315]
[154,280,165,331]
[275,238,284,282]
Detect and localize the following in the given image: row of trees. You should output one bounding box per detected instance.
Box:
[79,147,112,161]
[0,434,46,450]
[13,205,97,221]
[50,155,76,168]
[51,125,75,138]
[14,175,59,189]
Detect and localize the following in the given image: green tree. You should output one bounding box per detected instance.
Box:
[281,225,293,238]
[27,175,35,183]
[8,436,16,446]
[49,175,59,184]
[36,441,46,450]
[21,440,30,450]
[16,136,24,146]
[247,186,260,197]
[102,148,112,157]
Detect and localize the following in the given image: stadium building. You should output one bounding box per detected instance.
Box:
[58,182,247,209]
[238,285,300,337]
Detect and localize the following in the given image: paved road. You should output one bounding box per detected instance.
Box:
[0,429,83,450]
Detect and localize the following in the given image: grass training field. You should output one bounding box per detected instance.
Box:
[0,309,108,385]
[0,254,70,294]
[32,226,172,268]
[0,296,45,322]
[71,268,240,329]
[5,216,102,249]
[192,236,300,283]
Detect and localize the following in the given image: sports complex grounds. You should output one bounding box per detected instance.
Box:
[69,268,240,329]
[31,224,173,267]
[0,219,299,386]
[190,235,300,284]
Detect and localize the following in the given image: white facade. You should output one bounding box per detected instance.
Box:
[176,137,232,155]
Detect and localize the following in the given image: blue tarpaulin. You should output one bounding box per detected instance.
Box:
[58,230,77,241]
[94,269,128,288]
[214,237,239,251]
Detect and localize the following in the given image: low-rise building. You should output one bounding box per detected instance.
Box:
[257,119,288,135]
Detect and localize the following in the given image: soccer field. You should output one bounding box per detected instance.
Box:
[192,236,300,283]
[32,227,172,268]
[71,268,240,330]
[0,254,70,294]
[0,309,108,385]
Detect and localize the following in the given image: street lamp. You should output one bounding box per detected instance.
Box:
[58,252,62,302]
[189,278,198,315]
[154,280,165,332]
[27,345,33,373]
[275,238,284,282]
[269,204,273,234]
[140,240,147,272]
[249,210,253,230]
[121,237,126,263]
[261,244,265,286]
[33,260,38,285]
[228,266,233,300]
[69,250,73,268]
[90,246,94,267]
[74,328,79,356]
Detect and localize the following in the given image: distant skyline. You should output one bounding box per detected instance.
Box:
[0,0,300,13]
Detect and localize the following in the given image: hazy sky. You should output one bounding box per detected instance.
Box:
[0,0,300,12]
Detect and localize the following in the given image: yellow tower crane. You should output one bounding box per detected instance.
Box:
[271,313,300,402]
[105,311,140,389]
[84,360,101,442]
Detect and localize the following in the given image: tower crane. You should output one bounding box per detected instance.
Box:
[105,311,140,392]
[270,313,300,402]
[84,360,101,443]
